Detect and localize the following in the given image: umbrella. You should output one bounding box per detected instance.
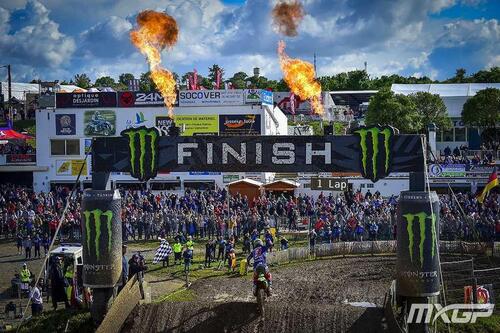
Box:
[0,128,33,140]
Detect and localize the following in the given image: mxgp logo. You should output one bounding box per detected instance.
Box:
[407,303,494,324]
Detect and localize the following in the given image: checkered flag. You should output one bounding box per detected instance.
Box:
[152,240,173,264]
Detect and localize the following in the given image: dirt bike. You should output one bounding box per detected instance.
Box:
[86,119,112,136]
[254,264,269,316]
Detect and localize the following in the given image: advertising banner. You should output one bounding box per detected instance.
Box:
[178,90,244,106]
[219,114,261,136]
[189,171,221,175]
[274,92,311,114]
[310,178,348,191]
[260,89,273,106]
[223,174,240,183]
[71,159,88,176]
[464,284,495,305]
[118,91,178,107]
[6,154,36,163]
[429,164,466,177]
[244,89,261,104]
[155,116,174,136]
[175,115,218,136]
[84,139,92,154]
[84,110,116,136]
[56,92,117,108]
[396,191,440,297]
[55,114,76,135]
[81,190,122,288]
[56,160,71,175]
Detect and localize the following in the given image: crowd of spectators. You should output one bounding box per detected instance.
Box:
[437,142,498,166]
[0,143,35,155]
[1,184,499,251]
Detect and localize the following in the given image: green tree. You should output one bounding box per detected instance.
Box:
[462,88,500,131]
[94,76,116,88]
[365,88,420,133]
[409,91,451,133]
[471,67,500,83]
[73,73,91,89]
[139,71,156,92]
[118,73,135,86]
[228,71,248,89]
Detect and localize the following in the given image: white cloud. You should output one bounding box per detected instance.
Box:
[0,0,75,80]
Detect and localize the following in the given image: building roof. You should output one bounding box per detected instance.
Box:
[0,82,84,101]
[264,179,300,188]
[329,90,378,111]
[391,83,500,97]
[227,178,263,187]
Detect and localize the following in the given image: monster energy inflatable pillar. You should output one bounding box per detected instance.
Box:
[396,191,440,297]
[81,189,122,324]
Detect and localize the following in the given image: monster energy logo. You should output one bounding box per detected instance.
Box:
[355,127,393,182]
[83,209,113,261]
[121,126,159,181]
[403,212,437,268]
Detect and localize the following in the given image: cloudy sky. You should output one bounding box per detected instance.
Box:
[0,0,498,82]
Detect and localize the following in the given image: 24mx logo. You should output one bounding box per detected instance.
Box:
[136,92,163,103]
[83,209,113,261]
[121,126,160,182]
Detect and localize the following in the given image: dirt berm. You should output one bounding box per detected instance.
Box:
[122,256,395,333]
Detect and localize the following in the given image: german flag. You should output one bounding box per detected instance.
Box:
[477,168,498,203]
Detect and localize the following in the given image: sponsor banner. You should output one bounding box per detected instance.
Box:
[260,89,273,106]
[223,174,240,183]
[429,164,466,177]
[155,116,174,136]
[56,160,88,176]
[244,89,261,104]
[125,111,150,129]
[55,114,76,135]
[56,160,71,175]
[178,90,244,106]
[84,139,92,154]
[245,172,262,181]
[396,191,440,297]
[175,115,219,136]
[84,110,116,136]
[310,178,348,191]
[6,154,36,163]
[464,284,495,305]
[189,171,221,176]
[466,165,495,173]
[71,159,88,176]
[56,92,117,108]
[118,91,178,107]
[93,132,425,179]
[219,114,261,136]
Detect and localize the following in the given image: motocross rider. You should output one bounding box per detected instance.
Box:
[247,239,272,296]
[91,111,105,132]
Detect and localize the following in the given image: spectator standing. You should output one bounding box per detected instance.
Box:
[33,234,41,258]
[173,240,182,265]
[29,280,43,316]
[23,236,32,259]
[50,257,69,309]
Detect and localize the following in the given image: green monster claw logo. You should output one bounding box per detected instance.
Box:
[355,126,394,182]
[83,209,113,261]
[121,126,159,182]
[402,212,437,268]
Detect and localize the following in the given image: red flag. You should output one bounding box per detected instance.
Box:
[290,93,296,115]
[193,69,198,90]
[215,68,221,90]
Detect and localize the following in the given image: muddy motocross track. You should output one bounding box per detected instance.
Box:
[122,256,395,333]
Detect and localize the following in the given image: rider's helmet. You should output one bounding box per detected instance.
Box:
[254,239,263,248]
[94,111,101,118]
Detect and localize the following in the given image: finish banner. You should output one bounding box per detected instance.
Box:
[92,126,424,182]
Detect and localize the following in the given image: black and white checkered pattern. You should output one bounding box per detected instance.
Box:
[152,240,173,264]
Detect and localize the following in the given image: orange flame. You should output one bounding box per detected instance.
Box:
[272,0,304,37]
[278,40,323,114]
[130,10,179,117]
